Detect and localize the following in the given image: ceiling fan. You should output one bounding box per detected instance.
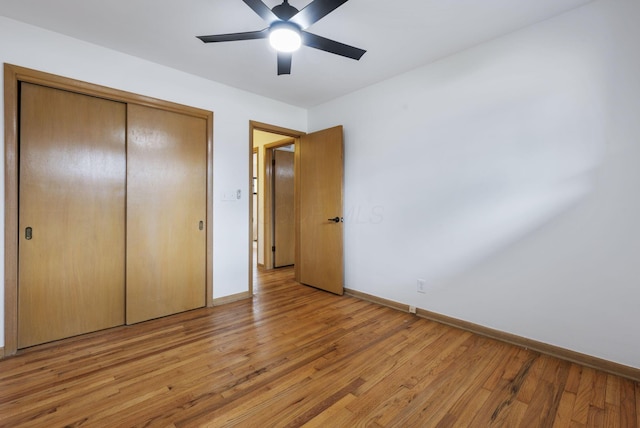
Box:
[197,0,366,75]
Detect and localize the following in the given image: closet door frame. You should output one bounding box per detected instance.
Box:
[3,64,214,356]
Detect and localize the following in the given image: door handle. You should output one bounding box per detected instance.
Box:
[25,227,33,240]
[328,217,341,223]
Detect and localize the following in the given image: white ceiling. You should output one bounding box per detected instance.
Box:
[0,0,593,108]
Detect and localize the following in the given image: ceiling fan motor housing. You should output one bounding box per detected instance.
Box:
[272,1,299,21]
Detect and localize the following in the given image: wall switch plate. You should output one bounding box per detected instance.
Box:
[222,190,239,201]
[417,279,427,294]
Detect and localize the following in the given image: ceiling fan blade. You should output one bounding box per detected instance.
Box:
[243,0,279,24]
[290,0,349,29]
[277,52,292,75]
[197,28,269,43]
[301,32,366,60]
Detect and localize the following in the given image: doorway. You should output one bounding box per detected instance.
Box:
[252,133,297,269]
[248,121,345,297]
[249,122,304,294]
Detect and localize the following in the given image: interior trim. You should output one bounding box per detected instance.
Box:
[3,63,215,356]
[344,288,640,382]
[212,292,252,306]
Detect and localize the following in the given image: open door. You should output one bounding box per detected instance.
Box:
[274,149,295,267]
[297,126,344,295]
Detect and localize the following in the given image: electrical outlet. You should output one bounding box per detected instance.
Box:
[417,279,426,294]
[409,305,417,314]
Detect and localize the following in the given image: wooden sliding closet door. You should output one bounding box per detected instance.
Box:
[18,83,126,348]
[126,104,207,324]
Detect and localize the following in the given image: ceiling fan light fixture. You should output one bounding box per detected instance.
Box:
[269,22,302,53]
[197,0,367,75]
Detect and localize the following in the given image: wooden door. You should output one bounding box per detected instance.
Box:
[297,126,344,295]
[18,83,126,348]
[274,149,295,267]
[126,104,207,324]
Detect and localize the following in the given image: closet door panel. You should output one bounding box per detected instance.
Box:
[126,104,207,324]
[18,83,126,348]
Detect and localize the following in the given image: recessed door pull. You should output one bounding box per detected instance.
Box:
[199,221,204,230]
[25,227,33,240]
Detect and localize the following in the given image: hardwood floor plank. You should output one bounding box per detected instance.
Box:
[553,391,577,428]
[572,366,597,424]
[565,363,583,394]
[491,399,528,427]
[605,374,621,406]
[592,369,608,409]
[637,381,640,427]
[444,388,492,428]
[621,377,638,428]
[514,349,548,405]
[342,328,473,421]
[468,349,539,425]
[604,402,620,428]
[434,342,512,427]
[406,339,512,427]
[389,336,488,425]
[519,356,570,427]
[375,335,508,426]
[179,313,417,426]
[299,393,358,427]
[588,405,606,426]
[0,265,637,427]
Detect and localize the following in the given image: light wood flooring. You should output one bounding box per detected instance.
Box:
[0,265,638,427]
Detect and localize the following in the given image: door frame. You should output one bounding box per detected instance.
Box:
[4,64,215,356]
[248,121,304,294]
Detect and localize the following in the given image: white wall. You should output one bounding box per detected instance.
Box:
[309,0,640,368]
[0,17,307,347]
